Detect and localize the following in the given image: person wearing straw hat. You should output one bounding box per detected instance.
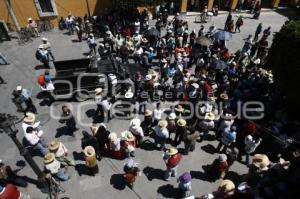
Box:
[174,105,185,117]
[44,153,70,181]
[48,140,75,166]
[154,120,169,150]
[121,131,136,158]
[108,132,122,159]
[177,172,192,198]
[27,17,39,37]
[94,88,103,117]
[41,37,55,61]
[153,102,164,126]
[22,112,41,134]
[183,127,200,155]
[129,118,144,147]
[84,146,99,176]
[174,119,187,145]
[213,179,235,198]
[208,154,228,180]
[123,159,140,189]
[59,104,78,136]
[163,147,182,181]
[251,154,270,172]
[141,109,153,136]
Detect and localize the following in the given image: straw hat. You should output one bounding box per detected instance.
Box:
[220,179,235,193]
[191,83,199,89]
[177,119,187,127]
[279,158,291,170]
[84,146,96,157]
[44,153,55,164]
[121,130,135,142]
[28,18,32,21]
[145,74,152,80]
[48,140,60,152]
[168,113,176,120]
[144,109,153,116]
[205,112,215,121]
[38,45,44,49]
[175,105,184,113]
[158,120,168,128]
[125,90,134,99]
[220,93,229,101]
[23,112,36,123]
[252,154,270,168]
[166,147,178,156]
[130,118,141,129]
[94,88,103,95]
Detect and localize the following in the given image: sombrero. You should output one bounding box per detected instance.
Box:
[175,105,184,113]
[220,93,229,101]
[44,153,55,164]
[177,119,187,127]
[130,118,141,129]
[48,140,60,152]
[121,130,135,142]
[166,147,178,156]
[145,74,152,81]
[191,83,199,89]
[205,112,215,121]
[94,88,103,95]
[125,90,134,99]
[84,146,96,157]
[158,120,168,128]
[252,154,270,168]
[220,179,235,193]
[144,109,153,116]
[108,132,118,143]
[23,112,36,123]
[168,113,176,120]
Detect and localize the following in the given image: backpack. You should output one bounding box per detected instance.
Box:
[35,50,42,60]
[167,153,182,168]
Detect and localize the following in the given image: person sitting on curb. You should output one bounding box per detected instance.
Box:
[44,153,70,181]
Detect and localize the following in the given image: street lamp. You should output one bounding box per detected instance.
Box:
[0,113,47,188]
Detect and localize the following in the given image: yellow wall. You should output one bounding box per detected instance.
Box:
[0,0,112,30]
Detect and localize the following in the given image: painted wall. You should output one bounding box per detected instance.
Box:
[0,0,112,30]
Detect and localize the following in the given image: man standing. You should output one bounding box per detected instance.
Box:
[154,120,169,150]
[254,23,262,41]
[41,37,55,61]
[87,33,97,55]
[163,147,182,181]
[23,123,47,156]
[65,14,74,35]
[235,16,244,33]
[35,45,49,68]
[101,96,112,123]
[94,88,103,117]
[59,105,78,136]
[14,86,37,114]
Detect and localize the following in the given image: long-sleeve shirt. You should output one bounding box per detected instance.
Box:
[155,126,169,138]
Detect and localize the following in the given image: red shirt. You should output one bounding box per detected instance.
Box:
[0,184,21,199]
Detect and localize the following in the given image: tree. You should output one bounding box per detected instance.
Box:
[266,20,300,116]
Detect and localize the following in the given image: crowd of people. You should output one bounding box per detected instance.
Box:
[1,5,300,199]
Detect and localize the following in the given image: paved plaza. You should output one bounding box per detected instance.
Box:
[0,10,294,199]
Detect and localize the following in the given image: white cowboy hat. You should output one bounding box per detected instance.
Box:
[177,119,187,127]
[219,154,227,162]
[28,18,32,21]
[84,146,96,157]
[42,37,48,41]
[38,45,44,49]
[145,74,152,81]
[48,140,60,152]
[220,179,235,193]
[44,153,55,164]
[220,93,229,101]
[252,154,270,169]
[23,112,36,123]
[130,118,141,129]
[175,105,184,113]
[94,88,103,95]
[108,132,118,143]
[191,83,199,89]
[16,85,22,91]
[168,113,176,120]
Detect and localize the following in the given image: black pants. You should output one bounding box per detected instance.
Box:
[174,132,183,145]
[184,143,195,155]
[25,98,37,113]
[66,117,77,134]
[0,76,5,84]
[235,25,241,33]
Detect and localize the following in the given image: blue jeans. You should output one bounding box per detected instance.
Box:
[55,168,69,181]
[33,140,47,156]
[164,166,177,180]
[155,135,167,149]
[245,153,250,166]
[67,23,73,35]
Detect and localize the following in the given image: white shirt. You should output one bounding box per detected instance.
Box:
[199,120,215,130]
[153,108,163,120]
[54,142,68,157]
[24,129,43,145]
[95,95,102,105]
[130,126,144,137]
[155,126,169,138]
[101,99,111,111]
[45,159,61,174]
[22,121,42,134]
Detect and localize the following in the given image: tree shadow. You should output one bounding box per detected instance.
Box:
[75,163,93,176]
[143,166,165,181]
[55,126,72,138]
[71,39,80,43]
[157,184,180,198]
[110,174,126,190]
[36,91,47,100]
[72,151,85,161]
[82,52,90,56]
[201,144,217,154]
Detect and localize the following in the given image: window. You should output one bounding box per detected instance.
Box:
[34,0,58,17]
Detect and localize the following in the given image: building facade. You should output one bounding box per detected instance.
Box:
[0,0,112,30]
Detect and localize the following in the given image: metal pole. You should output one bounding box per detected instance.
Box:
[4,0,21,32]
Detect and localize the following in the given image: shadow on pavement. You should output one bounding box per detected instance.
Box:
[55,126,72,138]
[140,140,155,151]
[75,163,93,176]
[201,144,217,154]
[72,151,85,161]
[110,174,126,190]
[190,170,210,182]
[224,170,245,185]
[85,109,96,118]
[157,184,180,198]
[143,166,165,181]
